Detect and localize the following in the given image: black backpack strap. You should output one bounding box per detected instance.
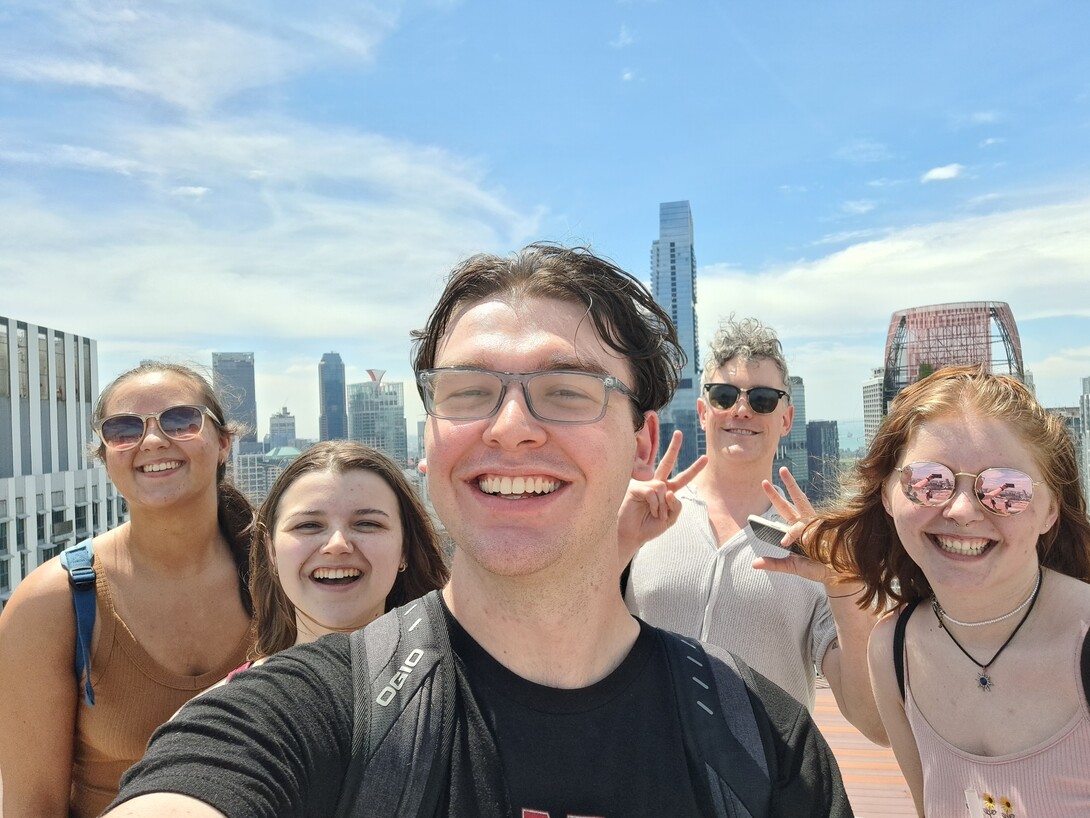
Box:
[893,598,924,702]
[663,632,771,818]
[59,538,96,706]
[334,591,456,818]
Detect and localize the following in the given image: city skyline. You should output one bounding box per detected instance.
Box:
[2,3,1088,442]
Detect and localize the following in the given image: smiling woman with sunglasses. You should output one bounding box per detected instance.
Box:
[800,365,1090,816]
[0,362,254,818]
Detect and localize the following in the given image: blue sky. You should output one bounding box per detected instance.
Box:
[2,0,1088,442]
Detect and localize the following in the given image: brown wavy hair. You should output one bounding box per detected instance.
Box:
[410,243,684,430]
[249,440,449,657]
[93,361,254,615]
[807,364,1090,610]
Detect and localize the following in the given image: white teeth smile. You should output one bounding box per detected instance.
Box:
[727,429,757,435]
[312,567,362,581]
[934,535,991,556]
[478,475,561,496]
[141,461,181,473]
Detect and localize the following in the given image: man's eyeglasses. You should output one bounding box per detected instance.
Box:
[895,461,1043,517]
[417,367,637,424]
[96,404,221,451]
[703,383,788,415]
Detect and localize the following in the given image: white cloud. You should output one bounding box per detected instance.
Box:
[610,25,634,49]
[867,177,906,188]
[170,186,210,198]
[813,228,888,246]
[621,69,636,82]
[696,196,1090,420]
[979,137,1005,148]
[840,200,875,215]
[0,3,398,113]
[921,163,964,183]
[835,139,892,164]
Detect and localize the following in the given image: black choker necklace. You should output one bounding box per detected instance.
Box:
[930,568,1043,692]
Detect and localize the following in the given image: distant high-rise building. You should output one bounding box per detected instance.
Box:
[267,406,296,449]
[650,200,703,468]
[347,370,408,466]
[1,316,128,608]
[233,446,302,506]
[773,376,808,492]
[319,352,347,441]
[806,420,840,505]
[882,301,1023,415]
[1049,408,1084,498]
[212,352,258,445]
[1081,377,1090,500]
[862,367,885,449]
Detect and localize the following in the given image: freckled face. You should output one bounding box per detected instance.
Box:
[270,469,404,642]
[882,412,1058,593]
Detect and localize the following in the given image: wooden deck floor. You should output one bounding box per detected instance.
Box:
[812,684,918,817]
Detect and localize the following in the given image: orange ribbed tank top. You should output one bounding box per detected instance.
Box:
[69,562,252,818]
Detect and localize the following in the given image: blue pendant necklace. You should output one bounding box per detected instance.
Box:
[930,568,1042,691]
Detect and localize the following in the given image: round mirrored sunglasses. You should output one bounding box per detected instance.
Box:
[896,461,1041,516]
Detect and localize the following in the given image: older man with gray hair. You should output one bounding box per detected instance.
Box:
[626,316,887,745]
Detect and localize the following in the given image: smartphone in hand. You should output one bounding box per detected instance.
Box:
[747,515,805,555]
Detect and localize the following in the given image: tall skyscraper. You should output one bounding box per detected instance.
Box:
[212,352,258,444]
[347,370,408,466]
[319,352,347,441]
[1,316,127,608]
[806,420,840,504]
[650,200,703,468]
[773,376,808,492]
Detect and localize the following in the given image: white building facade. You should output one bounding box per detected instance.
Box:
[862,367,885,450]
[0,316,127,609]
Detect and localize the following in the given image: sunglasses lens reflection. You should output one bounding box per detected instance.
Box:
[976,468,1034,515]
[159,406,204,439]
[100,416,146,449]
[707,385,740,411]
[901,462,956,505]
[748,388,783,414]
[900,461,1034,516]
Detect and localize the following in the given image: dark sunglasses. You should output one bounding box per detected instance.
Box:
[96,404,221,451]
[895,461,1042,517]
[703,383,788,415]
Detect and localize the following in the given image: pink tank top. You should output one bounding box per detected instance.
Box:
[905,623,1090,817]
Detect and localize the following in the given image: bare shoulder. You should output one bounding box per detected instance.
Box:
[0,556,76,637]
[867,609,902,682]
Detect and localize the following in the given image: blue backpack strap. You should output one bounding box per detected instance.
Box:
[663,632,771,818]
[334,591,456,818]
[59,538,97,706]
